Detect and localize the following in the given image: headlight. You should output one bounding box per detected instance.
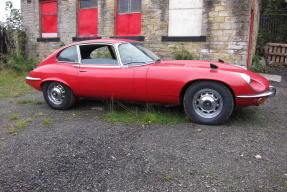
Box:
[239,73,251,84]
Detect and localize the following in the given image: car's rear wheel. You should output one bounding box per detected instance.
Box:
[43,82,76,110]
[183,81,234,125]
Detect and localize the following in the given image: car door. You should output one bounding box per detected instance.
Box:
[76,43,135,100]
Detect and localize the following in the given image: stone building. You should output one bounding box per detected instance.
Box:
[21,0,261,67]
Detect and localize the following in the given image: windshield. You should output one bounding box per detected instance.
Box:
[118,43,161,65]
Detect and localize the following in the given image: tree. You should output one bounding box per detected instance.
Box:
[5,1,22,30]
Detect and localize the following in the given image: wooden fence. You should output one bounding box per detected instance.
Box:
[265,43,287,65]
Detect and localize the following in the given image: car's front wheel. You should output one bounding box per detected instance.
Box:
[43,82,76,110]
[183,81,234,125]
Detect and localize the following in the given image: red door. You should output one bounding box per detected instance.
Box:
[40,0,58,38]
[78,0,98,37]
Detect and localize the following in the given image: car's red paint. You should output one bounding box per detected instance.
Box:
[26,39,272,108]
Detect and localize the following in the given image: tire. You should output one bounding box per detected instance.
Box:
[43,82,76,110]
[183,81,234,125]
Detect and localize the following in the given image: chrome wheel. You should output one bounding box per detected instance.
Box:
[47,83,66,105]
[192,88,223,119]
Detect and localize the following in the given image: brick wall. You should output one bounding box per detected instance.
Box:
[22,0,260,67]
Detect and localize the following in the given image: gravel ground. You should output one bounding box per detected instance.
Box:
[0,70,287,192]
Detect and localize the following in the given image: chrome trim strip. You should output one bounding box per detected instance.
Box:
[72,64,121,68]
[26,76,42,81]
[236,86,276,98]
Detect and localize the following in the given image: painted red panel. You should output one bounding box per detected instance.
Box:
[78,8,98,37]
[40,0,57,34]
[116,13,141,36]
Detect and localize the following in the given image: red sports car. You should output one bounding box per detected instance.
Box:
[26,39,276,125]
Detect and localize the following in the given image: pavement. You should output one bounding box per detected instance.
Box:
[0,69,286,192]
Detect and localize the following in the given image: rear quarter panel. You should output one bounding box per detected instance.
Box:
[28,63,79,94]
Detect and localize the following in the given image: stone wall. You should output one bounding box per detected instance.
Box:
[22,0,260,67]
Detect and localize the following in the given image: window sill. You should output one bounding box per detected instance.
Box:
[110,36,145,41]
[37,38,60,42]
[162,36,206,42]
[72,37,102,42]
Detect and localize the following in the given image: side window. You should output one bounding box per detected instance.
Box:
[57,46,79,63]
[80,44,118,65]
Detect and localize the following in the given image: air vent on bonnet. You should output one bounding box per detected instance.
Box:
[210,63,218,69]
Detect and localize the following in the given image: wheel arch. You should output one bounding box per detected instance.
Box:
[179,79,236,105]
[40,78,72,91]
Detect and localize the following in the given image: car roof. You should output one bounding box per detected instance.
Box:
[72,38,137,45]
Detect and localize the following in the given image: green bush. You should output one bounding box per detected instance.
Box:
[250,55,266,73]
[5,54,39,72]
[170,43,196,60]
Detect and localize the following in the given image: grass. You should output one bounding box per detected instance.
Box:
[103,106,187,126]
[42,118,53,125]
[34,112,46,116]
[0,69,34,99]
[17,99,33,105]
[160,175,173,182]
[6,118,33,135]
[271,173,287,191]
[17,99,43,105]
[9,113,19,120]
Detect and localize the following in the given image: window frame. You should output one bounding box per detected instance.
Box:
[77,43,122,67]
[79,0,98,10]
[118,0,141,15]
[57,45,81,64]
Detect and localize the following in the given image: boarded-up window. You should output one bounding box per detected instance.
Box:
[78,0,98,37]
[116,0,141,36]
[40,0,58,38]
[168,0,203,36]
[118,0,141,14]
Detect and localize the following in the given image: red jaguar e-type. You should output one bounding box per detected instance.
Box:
[26,39,276,125]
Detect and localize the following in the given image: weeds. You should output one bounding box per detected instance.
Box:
[9,113,19,120]
[160,175,173,182]
[17,99,33,104]
[251,55,266,73]
[17,99,43,105]
[6,118,33,135]
[42,118,53,125]
[170,43,196,60]
[34,112,46,116]
[102,102,187,125]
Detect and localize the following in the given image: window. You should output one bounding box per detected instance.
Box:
[57,46,79,63]
[78,0,98,37]
[79,44,118,65]
[168,0,203,37]
[116,0,142,36]
[40,0,58,38]
[80,0,97,9]
[119,43,160,65]
[118,0,141,14]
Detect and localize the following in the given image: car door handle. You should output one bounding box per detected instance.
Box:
[79,70,87,72]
